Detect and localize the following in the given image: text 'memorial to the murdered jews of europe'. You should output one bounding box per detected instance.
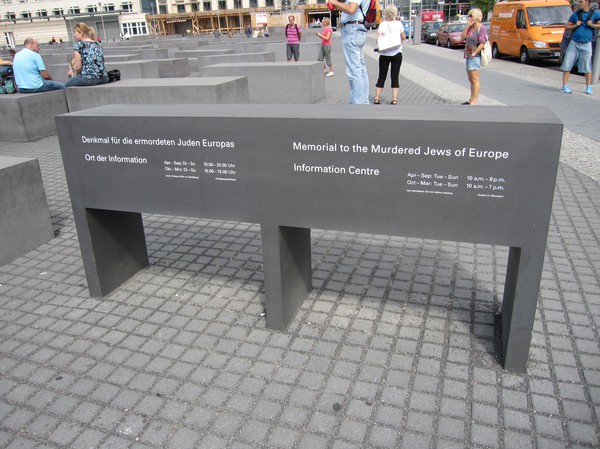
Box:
[56,104,563,373]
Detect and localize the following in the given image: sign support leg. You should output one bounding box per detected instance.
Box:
[74,207,149,297]
[501,245,545,372]
[261,224,312,330]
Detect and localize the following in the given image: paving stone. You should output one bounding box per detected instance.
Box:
[212,412,243,436]
[401,432,430,449]
[47,421,82,445]
[25,413,60,438]
[72,428,107,448]
[278,406,310,429]
[268,426,300,448]
[2,408,35,431]
[5,437,38,449]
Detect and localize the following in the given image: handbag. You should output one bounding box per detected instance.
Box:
[107,69,121,83]
[480,41,492,66]
[377,22,402,52]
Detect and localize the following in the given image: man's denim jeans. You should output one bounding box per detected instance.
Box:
[19,79,64,93]
[341,23,369,104]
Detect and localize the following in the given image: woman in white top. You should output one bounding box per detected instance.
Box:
[374,4,406,105]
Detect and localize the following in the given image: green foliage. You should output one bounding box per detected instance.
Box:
[472,0,497,17]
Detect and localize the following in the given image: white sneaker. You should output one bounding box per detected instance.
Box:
[324,68,328,73]
[325,72,334,77]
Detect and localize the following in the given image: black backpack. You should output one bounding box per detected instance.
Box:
[0,66,17,94]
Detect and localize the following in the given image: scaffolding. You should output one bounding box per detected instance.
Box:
[147,7,272,36]
[145,4,332,36]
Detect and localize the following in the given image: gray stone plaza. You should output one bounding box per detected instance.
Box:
[0,33,599,448]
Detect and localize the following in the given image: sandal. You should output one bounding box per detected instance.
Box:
[461,101,471,105]
[390,100,397,105]
[374,99,381,105]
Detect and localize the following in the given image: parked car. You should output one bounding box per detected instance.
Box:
[421,21,442,44]
[436,22,467,48]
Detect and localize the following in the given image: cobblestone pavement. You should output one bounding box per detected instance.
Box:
[0,34,599,449]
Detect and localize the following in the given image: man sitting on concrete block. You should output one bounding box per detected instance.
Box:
[13,38,64,93]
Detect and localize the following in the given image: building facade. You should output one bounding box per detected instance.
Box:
[1,0,149,47]
[1,0,333,46]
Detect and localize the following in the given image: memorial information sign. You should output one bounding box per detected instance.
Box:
[57,104,563,372]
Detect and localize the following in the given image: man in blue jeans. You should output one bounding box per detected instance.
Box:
[328,0,371,104]
[13,38,64,93]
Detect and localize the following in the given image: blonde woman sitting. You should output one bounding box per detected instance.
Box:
[65,23,109,87]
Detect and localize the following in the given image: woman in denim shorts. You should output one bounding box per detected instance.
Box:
[461,8,487,105]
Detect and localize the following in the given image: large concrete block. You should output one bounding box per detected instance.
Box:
[46,64,71,83]
[37,52,73,67]
[263,42,323,62]
[64,77,249,111]
[157,39,208,57]
[0,90,68,141]
[103,59,190,79]
[105,60,160,79]
[103,44,155,50]
[156,58,190,78]
[174,48,234,58]
[103,54,144,62]
[156,39,208,49]
[195,51,275,69]
[199,62,324,103]
[232,41,267,53]
[0,157,54,266]
[104,47,168,59]
[46,54,150,82]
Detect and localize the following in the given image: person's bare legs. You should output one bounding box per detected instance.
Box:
[562,70,571,88]
[374,87,383,103]
[467,69,480,104]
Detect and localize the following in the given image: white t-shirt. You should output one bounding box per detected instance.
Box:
[378,20,405,57]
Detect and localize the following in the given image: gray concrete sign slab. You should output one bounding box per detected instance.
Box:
[56,104,563,372]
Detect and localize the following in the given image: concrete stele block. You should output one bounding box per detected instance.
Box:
[199,62,324,103]
[64,77,249,111]
[0,90,68,142]
[0,157,54,266]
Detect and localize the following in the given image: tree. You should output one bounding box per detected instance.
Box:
[472,0,496,18]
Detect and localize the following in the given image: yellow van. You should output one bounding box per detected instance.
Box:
[489,0,572,63]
